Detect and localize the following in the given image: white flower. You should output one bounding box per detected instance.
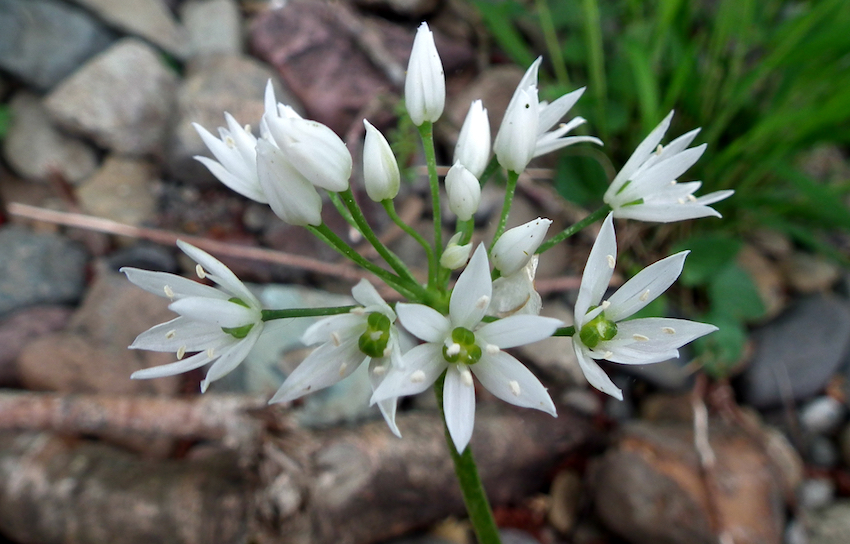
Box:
[494,57,602,173]
[362,120,401,202]
[262,81,352,193]
[371,245,562,452]
[269,279,403,436]
[193,114,265,203]
[405,22,445,126]
[603,111,734,223]
[256,138,324,226]
[454,99,490,178]
[122,241,266,393]
[445,162,481,221]
[440,232,472,270]
[491,217,552,277]
[489,256,542,317]
[572,214,718,400]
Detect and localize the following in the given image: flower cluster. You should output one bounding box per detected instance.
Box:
[123,22,730,456]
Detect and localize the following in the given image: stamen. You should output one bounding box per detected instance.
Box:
[224,135,236,149]
[460,368,473,387]
[369,331,383,341]
[476,295,491,310]
[177,346,187,360]
[338,362,348,377]
[382,346,392,358]
[606,255,616,269]
[655,144,663,155]
[640,289,650,302]
[165,329,176,339]
[243,124,251,132]
[603,351,613,359]
[410,370,426,383]
[509,380,521,397]
[687,194,697,202]
[662,327,676,335]
[330,331,341,347]
[195,264,206,279]
[485,344,499,355]
[163,285,175,299]
[677,198,686,205]
[446,343,461,357]
[633,334,649,342]
[351,307,366,315]
[670,180,677,185]
[601,300,611,310]
[206,348,215,358]
[372,365,386,376]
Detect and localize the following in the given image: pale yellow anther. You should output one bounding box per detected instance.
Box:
[632,334,649,342]
[603,351,614,359]
[244,124,251,132]
[207,348,215,358]
[687,194,697,202]
[509,380,521,397]
[446,343,461,357]
[338,362,348,377]
[224,136,236,149]
[177,346,187,360]
[662,327,676,335]
[677,198,686,205]
[195,264,206,279]
[476,295,491,310]
[350,307,366,316]
[372,365,386,376]
[383,346,392,358]
[655,144,664,155]
[165,329,176,339]
[330,331,342,347]
[460,368,473,387]
[670,180,677,185]
[485,344,499,355]
[606,255,616,269]
[369,331,383,341]
[601,300,611,310]
[640,289,650,302]
[163,285,175,299]
[410,370,426,383]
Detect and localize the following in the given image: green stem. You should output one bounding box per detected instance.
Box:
[329,192,359,234]
[434,373,502,544]
[262,306,356,321]
[457,218,475,246]
[553,325,576,337]
[478,156,500,189]
[382,199,436,286]
[536,205,611,254]
[418,122,443,273]
[340,188,419,285]
[582,0,608,141]
[489,170,520,250]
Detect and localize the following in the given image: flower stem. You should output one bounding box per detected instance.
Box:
[435,373,502,544]
[489,170,520,250]
[418,122,443,278]
[339,187,419,286]
[536,205,611,254]
[262,306,356,321]
[478,156,500,189]
[457,217,475,245]
[382,199,436,286]
[552,325,576,337]
[329,192,359,234]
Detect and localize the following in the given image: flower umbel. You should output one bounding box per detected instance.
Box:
[571,214,718,400]
[122,241,266,393]
[371,245,561,452]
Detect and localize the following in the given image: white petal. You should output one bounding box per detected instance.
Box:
[269,335,365,403]
[695,190,734,206]
[572,340,623,400]
[490,218,552,277]
[168,297,259,328]
[129,317,231,352]
[537,87,584,133]
[352,279,394,318]
[120,268,227,300]
[476,315,563,349]
[471,351,556,415]
[534,135,603,158]
[404,22,445,126]
[612,203,722,223]
[176,241,260,307]
[449,244,492,329]
[493,87,539,174]
[617,145,706,203]
[370,343,446,403]
[256,138,323,226]
[575,213,616,324]
[369,358,401,438]
[194,155,267,203]
[396,303,451,343]
[443,365,476,453]
[301,313,365,346]
[201,324,263,392]
[598,318,718,365]
[605,111,673,200]
[276,118,352,192]
[131,349,217,380]
[605,251,688,322]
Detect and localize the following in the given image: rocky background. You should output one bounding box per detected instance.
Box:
[0,1,849,544]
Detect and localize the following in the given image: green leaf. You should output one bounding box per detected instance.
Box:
[471,0,536,68]
[694,315,747,379]
[672,234,741,287]
[708,263,765,322]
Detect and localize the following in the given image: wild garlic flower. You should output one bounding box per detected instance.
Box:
[491,217,552,277]
[405,22,445,126]
[270,279,403,436]
[445,162,482,221]
[603,111,734,223]
[572,214,718,400]
[494,57,602,174]
[441,232,472,270]
[371,245,561,452]
[363,120,401,202]
[454,99,490,179]
[123,241,266,393]
[193,114,265,203]
[489,256,542,317]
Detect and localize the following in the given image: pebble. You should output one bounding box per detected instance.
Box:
[741,294,850,408]
[45,38,178,155]
[0,0,115,90]
[0,226,88,317]
[808,500,850,544]
[0,306,73,386]
[784,519,808,544]
[782,252,841,294]
[499,528,541,544]
[180,0,242,58]
[799,396,846,435]
[77,155,158,227]
[2,92,98,184]
[547,470,583,534]
[738,244,787,320]
[807,435,840,469]
[840,423,850,467]
[799,478,835,511]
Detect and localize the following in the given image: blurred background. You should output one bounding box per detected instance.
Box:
[0,0,848,543]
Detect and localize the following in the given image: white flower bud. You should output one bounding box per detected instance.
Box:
[362,120,400,202]
[453,100,490,179]
[493,86,539,174]
[440,233,472,270]
[491,217,552,276]
[405,22,445,126]
[445,162,481,221]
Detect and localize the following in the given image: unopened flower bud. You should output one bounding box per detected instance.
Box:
[440,233,472,270]
[362,120,400,202]
[493,87,539,174]
[445,162,481,221]
[454,100,490,178]
[405,22,445,126]
[491,217,552,276]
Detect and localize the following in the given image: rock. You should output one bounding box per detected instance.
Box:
[104,243,178,274]
[799,478,835,511]
[640,393,694,423]
[45,38,178,156]
[447,65,525,147]
[180,0,242,58]
[807,435,840,469]
[592,421,794,544]
[741,294,850,408]
[547,469,583,534]
[68,0,189,58]
[840,423,850,467]
[0,226,88,317]
[808,500,850,544]
[17,268,179,395]
[515,301,584,387]
[166,54,288,185]
[0,306,73,386]
[782,253,841,294]
[799,396,846,436]
[77,155,158,226]
[738,244,787,320]
[2,92,99,184]
[0,0,115,90]
[784,519,807,544]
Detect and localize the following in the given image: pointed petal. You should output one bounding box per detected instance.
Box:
[605,251,688,322]
[573,340,623,400]
[168,297,259,328]
[537,88,584,133]
[129,317,231,352]
[618,144,707,203]
[256,139,323,227]
[120,268,227,300]
[269,335,365,403]
[396,303,451,343]
[302,313,365,346]
[370,343,446,403]
[443,365,476,453]
[471,351,556,415]
[605,111,674,200]
[450,244,492,329]
[598,318,718,365]
[477,315,563,348]
[369,358,401,437]
[575,213,616,324]
[534,135,603,158]
[194,155,267,203]
[201,324,263,392]
[176,241,260,308]
[131,349,216,380]
[352,279,394,318]
[612,203,722,223]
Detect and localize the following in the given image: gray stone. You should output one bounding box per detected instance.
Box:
[166,55,289,185]
[0,226,87,317]
[2,91,98,184]
[741,294,850,408]
[799,478,835,511]
[45,38,178,156]
[68,0,189,58]
[808,500,850,544]
[799,396,845,435]
[0,0,115,90]
[0,305,72,386]
[180,0,242,58]
[77,155,158,226]
[807,435,840,468]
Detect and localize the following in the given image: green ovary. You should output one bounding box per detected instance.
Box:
[442,327,482,365]
[222,323,254,339]
[579,312,618,348]
[358,312,392,358]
